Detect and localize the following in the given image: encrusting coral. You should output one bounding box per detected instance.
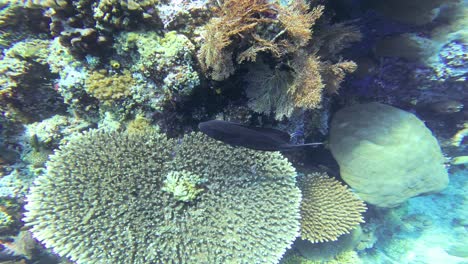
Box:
[84,69,135,103]
[24,130,301,264]
[298,172,367,243]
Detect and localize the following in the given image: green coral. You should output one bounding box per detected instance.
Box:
[125,114,159,135]
[114,30,199,95]
[84,70,135,103]
[0,38,50,91]
[162,170,205,202]
[5,38,50,63]
[280,249,362,264]
[24,131,301,264]
[0,210,13,227]
[92,0,158,29]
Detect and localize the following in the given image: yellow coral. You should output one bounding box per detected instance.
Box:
[162,170,205,202]
[321,60,357,94]
[299,172,367,243]
[84,70,134,103]
[279,2,324,47]
[451,122,468,147]
[288,54,325,109]
[126,114,158,135]
[198,0,275,80]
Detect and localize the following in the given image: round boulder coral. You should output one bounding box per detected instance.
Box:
[298,173,366,243]
[24,131,301,264]
[329,102,449,207]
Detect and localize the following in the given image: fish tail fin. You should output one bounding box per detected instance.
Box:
[281,142,323,151]
[301,142,323,146]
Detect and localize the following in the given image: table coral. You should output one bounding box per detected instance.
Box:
[24,131,301,264]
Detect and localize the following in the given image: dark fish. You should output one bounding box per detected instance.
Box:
[198,120,322,151]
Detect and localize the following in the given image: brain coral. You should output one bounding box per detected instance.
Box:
[24,131,301,264]
[329,102,449,207]
[298,173,366,243]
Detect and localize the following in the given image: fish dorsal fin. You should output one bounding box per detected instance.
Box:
[237,124,291,143]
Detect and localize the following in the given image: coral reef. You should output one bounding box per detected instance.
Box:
[161,170,205,202]
[329,103,449,207]
[0,0,464,263]
[125,114,159,135]
[298,172,367,243]
[113,30,200,113]
[84,70,134,104]
[0,38,66,123]
[24,131,301,263]
[230,0,360,120]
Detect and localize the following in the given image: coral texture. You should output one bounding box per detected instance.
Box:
[329,103,449,207]
[24,131,301,264]
[197,0,321,81]
[298,172,366,243]
[84,70,134,103]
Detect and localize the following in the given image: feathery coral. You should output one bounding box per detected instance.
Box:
[197,0,277,80]
[245,63,296,119]
[321,60,357,94]
[279,2,324,47]
[24,131,301,264]
[288,53,325,109]
[299,172,367,243]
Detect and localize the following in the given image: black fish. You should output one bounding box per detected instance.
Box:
[198,120,322,151]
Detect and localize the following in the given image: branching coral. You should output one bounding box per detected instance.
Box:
[24,131,301,264]
[4,0,68,9]
[298,172,367,243]
[93,0,159,29]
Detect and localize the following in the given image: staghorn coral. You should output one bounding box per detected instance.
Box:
[24,130,301,264]
[298,172,367,243]
[84,69,134,103]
